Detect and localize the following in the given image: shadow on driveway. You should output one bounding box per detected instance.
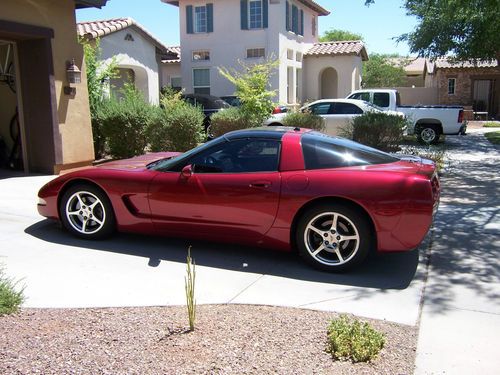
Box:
[25,218,422,291]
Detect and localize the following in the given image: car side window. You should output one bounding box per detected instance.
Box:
[373,93,390,108]
[190,139,281,173]
[307,103,332,115]
[331,103,364,115]
[349,92,370,102]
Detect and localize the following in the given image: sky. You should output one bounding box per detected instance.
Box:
[76,0,418,56]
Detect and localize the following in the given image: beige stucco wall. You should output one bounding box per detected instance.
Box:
[303,54,363,101]
[161,62,182,89]
[1,0,94,173]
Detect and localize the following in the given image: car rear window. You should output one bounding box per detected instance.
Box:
[301,132,398,170]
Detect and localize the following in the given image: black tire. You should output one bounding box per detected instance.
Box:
[295,203,373,272]
[416,125,440,144]
[268,122,282,127]
[59,184,115,239]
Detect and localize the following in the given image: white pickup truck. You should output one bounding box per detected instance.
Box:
[346,89,466,144]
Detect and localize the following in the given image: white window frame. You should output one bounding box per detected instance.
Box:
[248,0,263,29]
[287,49,294,60]
[194,5,207,33]
[247,48,266,59]
[192,50,210,61]
[448,78,456,95]
[193,68,211,94]
[296,52,303,62]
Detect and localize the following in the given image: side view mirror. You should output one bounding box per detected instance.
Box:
[181,164,193,178]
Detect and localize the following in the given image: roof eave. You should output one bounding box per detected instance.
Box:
[75,0,108,9]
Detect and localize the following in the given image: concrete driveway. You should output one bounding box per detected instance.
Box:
[1,173,427,327]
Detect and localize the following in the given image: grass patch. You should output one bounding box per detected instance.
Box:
[485,131,500,145]
[326,315,385,363]
[483,122,500,128]
[0,265,25,316]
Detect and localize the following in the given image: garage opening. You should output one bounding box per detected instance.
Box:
[0,40,22,171]
[0,20,57,174]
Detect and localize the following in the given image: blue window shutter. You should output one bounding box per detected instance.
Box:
[292,5,298,33]
[285,1,290,31]
[263,0,269,29]
[207,3,214,33]
[300,9,304,36]
[241,0,248,30]
[186,5,193,34]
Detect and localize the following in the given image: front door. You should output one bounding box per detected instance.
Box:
[148,138,282,241]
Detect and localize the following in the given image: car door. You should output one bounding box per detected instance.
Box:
[326,102,365,135]
[306,102,335,133]
[148,138,282,241]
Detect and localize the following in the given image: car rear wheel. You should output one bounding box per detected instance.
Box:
[417,125,440,144]
[59,184,115,239]
[296,204,373,271]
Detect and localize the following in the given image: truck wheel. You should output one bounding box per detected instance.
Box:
[417,125,440,144]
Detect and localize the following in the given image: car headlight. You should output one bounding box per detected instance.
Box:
[37,197,47,205]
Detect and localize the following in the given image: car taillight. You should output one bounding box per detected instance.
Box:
[458,109,464,123]
[272,106,283,114]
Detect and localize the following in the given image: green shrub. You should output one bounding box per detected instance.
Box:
[282,111,326,131]
[100,85,163,158]
[149,97,205,152]
[0,265,25,316]
[209,107,254,138]
[326,315,385,363]
[485,130,500,145]
[341,112,407,152]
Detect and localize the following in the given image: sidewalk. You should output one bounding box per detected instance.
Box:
[415,128,500,374]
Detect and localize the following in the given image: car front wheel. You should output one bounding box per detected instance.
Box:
[296,204,373,271]
[59,184,115,239]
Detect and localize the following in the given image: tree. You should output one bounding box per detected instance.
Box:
[320,29,364,42]
[365,0,500,62]
[218,59,278,126]
[82,39,118,158]
[362,54,407,88]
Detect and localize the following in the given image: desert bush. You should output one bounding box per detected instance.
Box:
[0,265,25,316]
[147,95,205,152]
[341,112,407,152]
[209,107,254,137]
[326,315,385,363]
[282,111,326,131]
[400,145,448,173]
[100,85,162,158]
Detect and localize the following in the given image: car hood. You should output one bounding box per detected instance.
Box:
[96,152,181,170]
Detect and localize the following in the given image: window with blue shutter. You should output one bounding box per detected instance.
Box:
[186,5,194,34]
[207,3,214,32]
[292,5,298,34]
[241,0,249,30]
[263,0,268,28]
[300,9,304,36]
[285,1,290,31]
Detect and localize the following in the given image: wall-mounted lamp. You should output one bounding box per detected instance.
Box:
[64,58,81,95]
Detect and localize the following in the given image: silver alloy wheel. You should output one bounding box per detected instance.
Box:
[303,211,360,266]
[65,190,106,235]
[421,127,437,143]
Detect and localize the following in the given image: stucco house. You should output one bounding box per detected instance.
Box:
[77,18,171,104]
[160,0,368,104]
[1,0,108,174]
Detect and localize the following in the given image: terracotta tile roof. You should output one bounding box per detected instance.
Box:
[162,0,330,15]
[77,18,169,53]
[434,58,498,69]
[388,57,428,74]
[162,46,181,63]
[305,41,368,61]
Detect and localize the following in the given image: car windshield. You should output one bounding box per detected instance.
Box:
[149,137,225,171]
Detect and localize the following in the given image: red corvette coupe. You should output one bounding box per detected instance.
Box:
[38,127,439,271]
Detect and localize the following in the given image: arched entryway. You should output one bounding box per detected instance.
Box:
[320,67,338,99]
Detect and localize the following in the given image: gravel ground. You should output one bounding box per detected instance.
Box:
[0,305,417,374]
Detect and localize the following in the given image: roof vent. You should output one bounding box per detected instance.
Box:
[125,33,134,41]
